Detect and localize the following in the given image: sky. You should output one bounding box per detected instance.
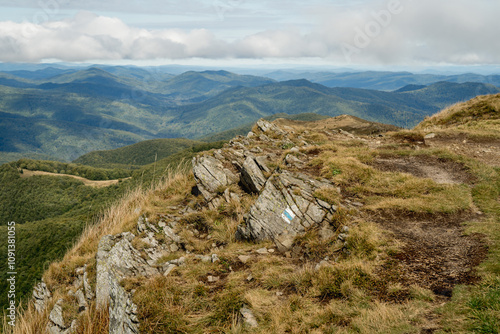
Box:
[0,0,500,68]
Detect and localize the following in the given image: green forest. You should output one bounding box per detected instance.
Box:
[0,140,225,310]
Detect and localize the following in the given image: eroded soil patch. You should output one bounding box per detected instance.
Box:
[425,135,500,168]
[373,210,487,297]
[370,155,475,185]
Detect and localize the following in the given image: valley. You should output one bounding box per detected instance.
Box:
[1,66,499,162]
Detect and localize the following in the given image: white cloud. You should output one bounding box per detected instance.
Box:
[0,0,500,65]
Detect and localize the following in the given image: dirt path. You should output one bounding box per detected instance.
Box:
[374,211,487,297]
[425,134,500,168]
[370,155,475,185]
[20,169,128,188]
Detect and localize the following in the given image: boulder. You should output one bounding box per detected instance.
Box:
[192,155,239,202]
[236,171,336,244]
[256,119,286,136]
[33,279,51,313]
[240,156,268,193]
[96,232,158,334]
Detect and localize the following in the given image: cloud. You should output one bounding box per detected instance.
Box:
[1,0,500,65]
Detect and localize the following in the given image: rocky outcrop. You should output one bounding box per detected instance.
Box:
[236,171,337,250]
[33,279,51,313]
[192,155,239,202]
[240,156,267,193]
[46,299,77,334]
[96,232,158,334]
[190,119,339,251]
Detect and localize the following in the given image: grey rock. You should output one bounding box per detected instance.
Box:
[96,233,158,334]
[75,289,87,311]
[83,271,94,300]
[285,154,304,167]
[250,146,263,154]
[236,171,335,243]
[274,233,295,252]
[33,279,51,313]
[192,155,239,202]
[256,119,286,136]
[207,275,220,283]
[163,264,177,277]
[108,276,140,334]
[211,254,220,263]
[338,233,348,241]
[240,306,258,328]
[240,156,268,194]
[49,299,66,329]
[259,134,271,142]
[339,129,355,138]
[424,133,437,139]
[195,255,212,263]
[254,155,272,173]
[255,248,268,254]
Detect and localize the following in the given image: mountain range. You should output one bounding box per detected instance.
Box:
[1,66,499,162]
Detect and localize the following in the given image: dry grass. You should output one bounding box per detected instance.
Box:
[75,302,109,334]
[7,166,192,333]
[9,112,499,333]
[416,93,500,138]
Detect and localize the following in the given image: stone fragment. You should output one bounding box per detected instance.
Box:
[236,171,335,243]
[163,264,177,277]
[240,156,268,193]
[240,306,258,328]
[33,279,51,313]
[83,271,94,300]
[212,254,220,263]
[425,133,436,139]
[238,255,252,264]
[192,155,238,202]
[49,299,66,329]
[207,275,220,283]
[256,119,286,136]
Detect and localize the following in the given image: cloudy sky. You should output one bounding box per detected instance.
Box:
[0,0,499,67]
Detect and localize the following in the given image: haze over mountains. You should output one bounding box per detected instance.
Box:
[0,64,499,163]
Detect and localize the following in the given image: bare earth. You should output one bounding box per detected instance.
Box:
[20,169,127,188]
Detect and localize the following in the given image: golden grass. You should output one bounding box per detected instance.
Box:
[8,166,192,333]
[416,93,500,136]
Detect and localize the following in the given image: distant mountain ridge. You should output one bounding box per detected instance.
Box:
[1,66,499,162]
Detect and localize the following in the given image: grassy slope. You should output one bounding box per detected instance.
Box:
[0,139,226,311]
[73,138,205,169]
[6,96,499,333]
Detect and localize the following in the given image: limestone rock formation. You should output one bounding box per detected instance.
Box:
[192,155,239,202]
[236,171,337,249]
[33,279,51,313]
[240,156,267,193]
[96,232,158,334]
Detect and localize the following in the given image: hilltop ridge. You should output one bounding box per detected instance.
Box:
[6,98,500,333]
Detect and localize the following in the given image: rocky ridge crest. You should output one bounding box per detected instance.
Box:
[32,118,356,333]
